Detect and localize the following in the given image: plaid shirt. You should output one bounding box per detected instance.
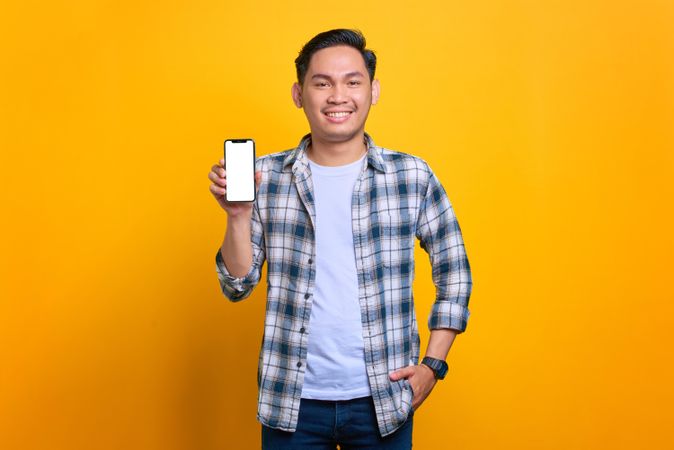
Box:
[215,132,472,437]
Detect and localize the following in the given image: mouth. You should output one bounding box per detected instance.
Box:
[323,111,353,123]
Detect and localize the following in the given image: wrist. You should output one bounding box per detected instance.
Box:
[227,213,252,228]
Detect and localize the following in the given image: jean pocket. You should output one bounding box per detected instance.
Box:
[403,378,414,397]
[402,378,414,413]
[403,379,416,421]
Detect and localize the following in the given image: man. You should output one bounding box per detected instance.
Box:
[208,29,472,449]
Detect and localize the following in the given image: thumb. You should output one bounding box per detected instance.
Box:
[254,170,262,190]
[389,366,414,381]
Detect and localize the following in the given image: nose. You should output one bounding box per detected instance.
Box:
[327,83,348,104]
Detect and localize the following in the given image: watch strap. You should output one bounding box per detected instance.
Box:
[421,356,449,380]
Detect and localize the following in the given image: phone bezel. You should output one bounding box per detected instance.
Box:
[224,138,256,203]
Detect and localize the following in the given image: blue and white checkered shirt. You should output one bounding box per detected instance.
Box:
[215,132,472,437]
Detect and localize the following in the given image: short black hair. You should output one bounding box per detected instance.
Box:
[294,29,377,86]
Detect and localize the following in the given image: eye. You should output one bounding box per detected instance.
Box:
[348,80,361,86]
[315,82,329,87]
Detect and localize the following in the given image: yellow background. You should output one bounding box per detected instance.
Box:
[1,1,673,449]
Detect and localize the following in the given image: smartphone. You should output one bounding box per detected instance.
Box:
[224,138,256,202]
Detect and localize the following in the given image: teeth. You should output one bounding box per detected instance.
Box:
[326,111,351,118]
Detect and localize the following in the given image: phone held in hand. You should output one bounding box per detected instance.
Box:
[224,139,256,202]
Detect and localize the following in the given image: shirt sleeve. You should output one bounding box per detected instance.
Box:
[215,201,266,302]
[415,165,473,333]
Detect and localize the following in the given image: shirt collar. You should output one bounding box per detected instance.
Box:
[282,131,387,173]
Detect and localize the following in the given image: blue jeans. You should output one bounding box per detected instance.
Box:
[261,396,413,449]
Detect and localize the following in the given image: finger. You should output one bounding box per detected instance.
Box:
[208,170,227,187]
[212,164,226,178]
[210,183,226,196]
[219,158,224,166]
[254,170,262,189]
[389,367,414,380]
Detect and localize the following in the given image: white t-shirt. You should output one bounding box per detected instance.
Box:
[301,153,372,400]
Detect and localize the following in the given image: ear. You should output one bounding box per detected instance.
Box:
[371,79,380,105]
[291,82,303,108]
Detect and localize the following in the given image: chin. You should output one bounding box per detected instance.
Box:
[312,123,364,140]
[318,130,362,143]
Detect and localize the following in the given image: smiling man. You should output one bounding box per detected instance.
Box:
[208,29,473,449]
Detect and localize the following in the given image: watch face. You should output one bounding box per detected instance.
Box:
[422,357,448,380]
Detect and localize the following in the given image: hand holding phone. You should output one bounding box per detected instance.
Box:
[209,138,261,216]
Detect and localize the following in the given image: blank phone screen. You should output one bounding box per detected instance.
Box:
[225,139,255,202]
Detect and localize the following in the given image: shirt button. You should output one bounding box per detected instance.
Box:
[304,293,310,299]
[308,258,313,264]
[300,327,306,333]
[297,362,302,368]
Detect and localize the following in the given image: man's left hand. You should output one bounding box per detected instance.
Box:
[388,364,437,411]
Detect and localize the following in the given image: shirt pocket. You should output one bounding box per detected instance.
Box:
[375,209,414,272]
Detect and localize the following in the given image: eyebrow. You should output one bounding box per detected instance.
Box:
[310,71,365,81]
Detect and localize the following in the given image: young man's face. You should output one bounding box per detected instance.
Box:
[292,45,380,145]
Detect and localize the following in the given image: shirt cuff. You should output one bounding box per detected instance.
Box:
[428,300,470,333]
[215,249,256,299]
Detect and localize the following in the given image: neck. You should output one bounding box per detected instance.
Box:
[306,132,367,166]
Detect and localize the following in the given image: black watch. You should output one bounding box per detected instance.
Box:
[421,356,449,380]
